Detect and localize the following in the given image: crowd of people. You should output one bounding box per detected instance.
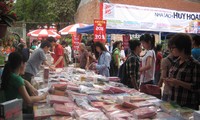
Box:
[76,33,200,110]
[0,33,200,113]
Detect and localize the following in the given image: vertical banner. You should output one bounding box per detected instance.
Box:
[94,19,106,43]
[72,33,81,50]
[99,2,103,20]
[122,35,130,50]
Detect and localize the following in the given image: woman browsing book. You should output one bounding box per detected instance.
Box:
[92,42,111,77]
[1,52,47,105]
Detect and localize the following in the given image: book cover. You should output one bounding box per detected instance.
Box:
[130,107,157,119]
[74,110,108,120]
[53,103,73,116]
[102,104,120,113]
[0,99,22,120]
[34,108,56,119]
[107,110,133,120]
[48,95,72,104]
[65,102,79,110]
[90,101,105,108]
[50,116,73,120]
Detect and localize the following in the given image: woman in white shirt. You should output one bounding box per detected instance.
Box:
[139,34,156,85]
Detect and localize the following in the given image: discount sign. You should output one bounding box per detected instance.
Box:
[94,19,106,42]
[123,35,130,50]
[72,33,81,50]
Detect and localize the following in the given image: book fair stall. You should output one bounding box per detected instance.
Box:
[25,66,196,120]
[1,2,200,120]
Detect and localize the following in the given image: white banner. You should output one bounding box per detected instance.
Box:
[103,3,200,33]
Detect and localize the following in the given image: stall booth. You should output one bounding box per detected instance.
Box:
[78,3,200,41]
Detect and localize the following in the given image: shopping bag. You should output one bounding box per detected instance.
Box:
[140,51,161,99]
[140,84,161,99]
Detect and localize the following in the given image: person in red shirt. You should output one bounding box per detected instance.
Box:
[48,37,64,68]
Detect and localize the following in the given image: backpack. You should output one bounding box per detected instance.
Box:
[118,60,127,84]
[109,49,118,76]
[118,55,134,87]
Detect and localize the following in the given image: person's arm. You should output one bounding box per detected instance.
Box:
[84,51,90,70]
[85,55,90,70]
[165,78,192,90]
[53,56,63,67]
[24,80,38,96]
[128,57,138,90]
[139,56,153,72]
[89,53,97,62]
[165,63,200,91]
[29,49,34,53]
[18,86,47,105]
[158,59,168,87]
[131,76,138,90]
[43,60,55,70]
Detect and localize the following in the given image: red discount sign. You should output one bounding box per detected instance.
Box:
[123,35,130,50]
[94,19,106,42]
[72,33,81,50]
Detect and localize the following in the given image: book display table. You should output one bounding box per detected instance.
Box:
[32,67,196,120]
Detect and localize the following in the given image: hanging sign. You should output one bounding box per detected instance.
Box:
[72,33,81,50]
[103,3,200,33]
[123,35,130,50]
[94,19,107,42]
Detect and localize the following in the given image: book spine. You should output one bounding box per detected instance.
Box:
[0,105,4,117]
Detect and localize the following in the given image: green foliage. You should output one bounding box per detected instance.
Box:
[0,0,17,26]
[65,37,72,46]
[15,0,55,22]
[14,0,81,23]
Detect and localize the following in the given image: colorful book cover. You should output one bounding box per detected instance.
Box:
[50,116,73,120]
[53,103,73,116]
[48,95,72,104]
[107,110,133,120]
[0,99,22,120]
[74,110,109,120]
[65,102,79,110]
[130,107,157,119]
[34,108,56,119]
[102,104,120,113]
[90,101,105,108]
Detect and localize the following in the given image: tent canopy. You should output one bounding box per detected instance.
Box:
[77,25,159,34]
[77,25,200,39]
